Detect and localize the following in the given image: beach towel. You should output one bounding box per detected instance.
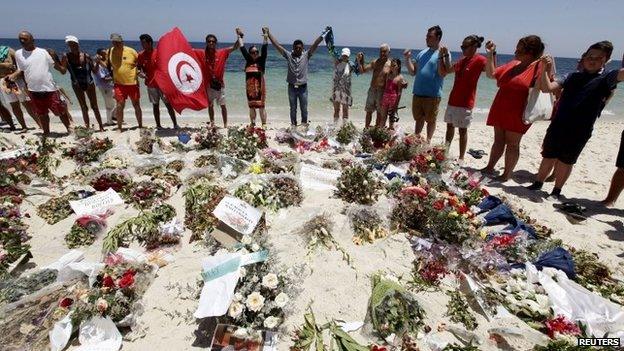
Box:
[324,27,359,76]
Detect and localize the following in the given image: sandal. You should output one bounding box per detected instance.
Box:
[468,149,487,159]
[553,202,587,222]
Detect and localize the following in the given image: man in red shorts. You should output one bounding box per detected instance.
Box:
[107,33,142,132]
[7,31,72,136]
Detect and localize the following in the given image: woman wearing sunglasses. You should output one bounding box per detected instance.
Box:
[440,35,487,161]
[239,28,268,128]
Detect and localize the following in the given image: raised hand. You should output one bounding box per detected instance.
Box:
[439,46,449,56]
[403,49,412,59]
[262,27,268,35]
[485,40,496,54]
[541,55,553,71]
[235,27,244,38]
[356,52,364,63]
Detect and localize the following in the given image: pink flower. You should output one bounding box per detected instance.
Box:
[104,253,124,266]
[401,186,428,198]
[545,315,581,339]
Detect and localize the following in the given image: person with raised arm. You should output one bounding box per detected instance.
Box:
[441,35,487,161]
[527,42,624,198]
[7,31,72,136]
[403,25,452,142]
[137,34,178,130]
[238,28,269,128]
[481,35,547,181]
[357,44,391,129]
[265,26,328,130]
[325,27,358,126]
[59,35,104,131]
[193,29,241,128]
[0,45,37,130]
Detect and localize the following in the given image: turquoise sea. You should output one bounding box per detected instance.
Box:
[1,38,623,122]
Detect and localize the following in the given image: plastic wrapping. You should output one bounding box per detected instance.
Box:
[75,316,122,351]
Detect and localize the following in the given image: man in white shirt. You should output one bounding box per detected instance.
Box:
[7,31,72,135]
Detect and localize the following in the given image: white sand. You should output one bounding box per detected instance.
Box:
[3,110,624,350]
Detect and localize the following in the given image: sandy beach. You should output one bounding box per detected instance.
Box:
[2,110,623,350]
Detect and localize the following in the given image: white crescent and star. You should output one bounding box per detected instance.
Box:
[167,52,203,94]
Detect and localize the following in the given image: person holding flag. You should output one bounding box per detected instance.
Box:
[193,29,242,128]
[325,26,359,125]
[137,33,179,129]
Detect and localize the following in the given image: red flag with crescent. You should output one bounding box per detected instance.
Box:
[154,27,208,113]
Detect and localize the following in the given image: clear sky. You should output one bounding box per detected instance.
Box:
[1,0,623,58]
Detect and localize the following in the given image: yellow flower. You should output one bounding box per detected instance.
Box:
[249,163,264,174]
[448,211,459,218]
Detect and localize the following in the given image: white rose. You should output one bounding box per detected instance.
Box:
[245,292,265,312]
[535,294,550,309]
[241,235,252,245]
[233,293,244,302]
[251,243,260,252]
[228,302,244,318]
[263,316,280,329]
[262,273,279,289]
[239,267,247,277]
[274,292,289,308]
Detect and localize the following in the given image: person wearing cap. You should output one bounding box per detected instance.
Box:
[265,26,328,130]
[330,47,354,125]
[0,45,37,130]
[137,34,178,129]
[356,43,392,129]
[59,35,104,131]
[7,31,72,136]
[107,33,142,132]
[193,29,242,128]
[238,28,268,127]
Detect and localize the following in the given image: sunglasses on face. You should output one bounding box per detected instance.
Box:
[207,40,216,43]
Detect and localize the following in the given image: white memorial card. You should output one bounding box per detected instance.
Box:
[300,163,341,191]
[212,195,262,236]
[69,189,124,216]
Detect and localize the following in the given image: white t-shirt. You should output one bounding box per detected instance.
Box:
[15,47,57,92]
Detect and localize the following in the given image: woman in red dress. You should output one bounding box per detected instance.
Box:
[482,35,546,181]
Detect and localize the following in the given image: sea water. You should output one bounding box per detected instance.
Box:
[1,38,622,123]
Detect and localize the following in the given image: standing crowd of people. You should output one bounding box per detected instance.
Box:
[1,26,623,206]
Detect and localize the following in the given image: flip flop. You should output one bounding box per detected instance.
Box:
[553,202,587,222]
[468,149,487,159]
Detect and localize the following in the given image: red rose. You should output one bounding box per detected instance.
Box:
[371,346,387,351]
[102,275,115,289]
[118,270,136,289]
[448,197,458,207]
[59,297,74,308]
[457,203,469,214]
[432,200,445,211]
[481,188,490,197]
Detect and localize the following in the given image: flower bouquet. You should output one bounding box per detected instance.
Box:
[571,248,624,304]
[65,215,107,248]
[216,237,291,330]
[102,203,176,253]
[300,213,351,265]
[0,268,57,304]
[194,124,222,150]
[183,177,227,242]
[381,134,425,163]
[544,315,581,341]
[0,200,31,274]
[100,155,129,169]
[234,175,303,211]
[0,185,25,205]
[135,128,161,154]
[90,171,132,193]
[496,269,550,328]
[486,233,528,264]
[409,146,448,175]
[36,191,83,225]
[128,180,171,210]
[166,159,185,172]
[194,154,219,168]
[426,192,476,244]
[219,126,267,160]
[446,290,478,330]
[0,152,39,187]
[335,164,384,205]
[62,137,113,164]
[390,185,431,233]
[364,126,393,149]
[411,256,449,290]
[348,206,388,245]
[139,166,182,188]
[368,273,426,339]
[72,125,94,139]
[58,254,155,327]
[291,308,369,351]
[335,121,358,145]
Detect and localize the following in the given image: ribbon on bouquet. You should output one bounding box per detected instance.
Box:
[201,250,269,282]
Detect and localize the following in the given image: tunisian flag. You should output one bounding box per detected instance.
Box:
[154,27,208,113]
